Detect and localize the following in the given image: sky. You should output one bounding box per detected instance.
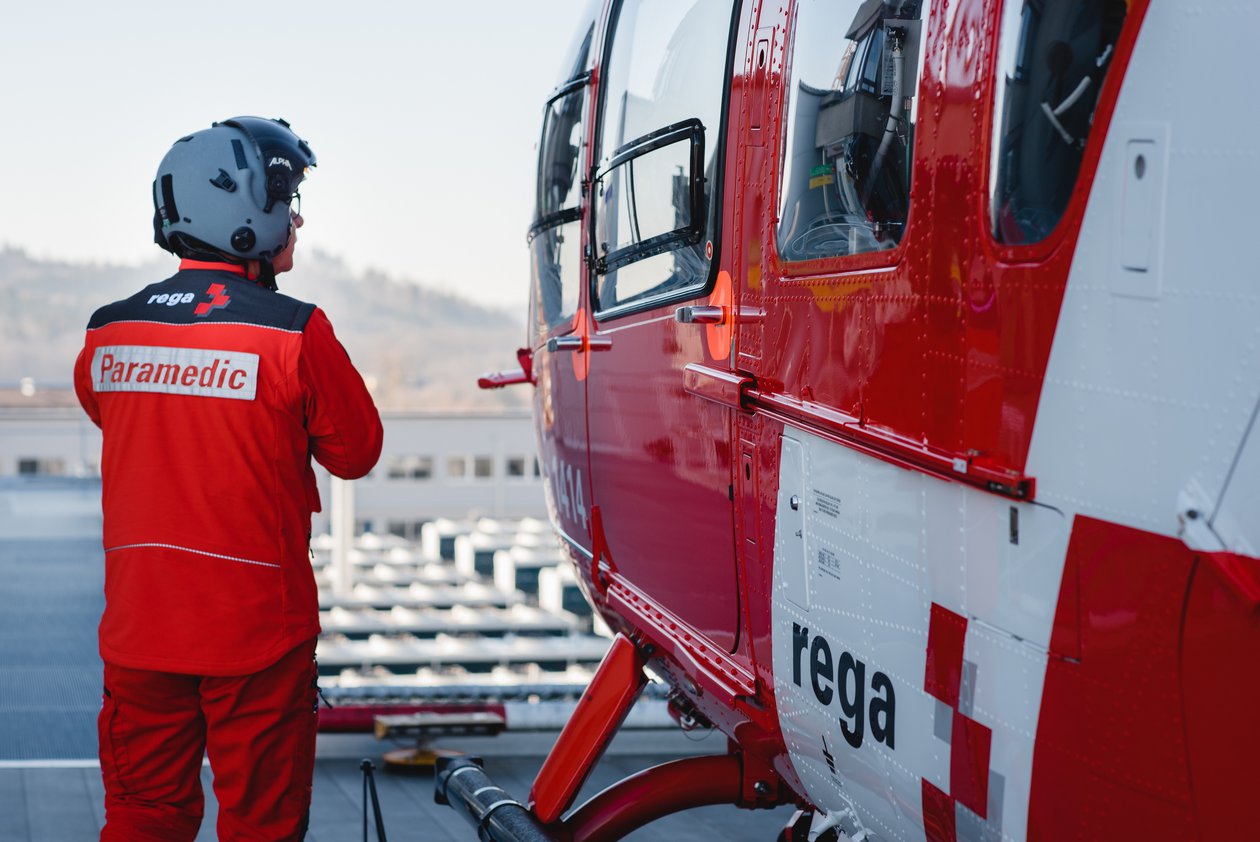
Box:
[0,0,582,310]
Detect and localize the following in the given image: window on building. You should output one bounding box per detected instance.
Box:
[506,456,528,478]
[990,1,1126,244]
[386,456,434,480]
[447,456,467,479]
[592,0,736,314]
[777,0,927,262]
[474,457,494,479]
[17,457,65,476]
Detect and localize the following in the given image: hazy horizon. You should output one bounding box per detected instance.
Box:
[0,242,529,319]
[0,247,530,410]
[0,1,582,311]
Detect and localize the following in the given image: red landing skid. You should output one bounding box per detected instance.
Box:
[435,633,791,840]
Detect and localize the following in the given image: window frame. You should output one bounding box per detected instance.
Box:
[589,0,742,322]
[593,118,707,276]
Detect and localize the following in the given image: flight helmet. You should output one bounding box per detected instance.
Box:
[153,116,316,261]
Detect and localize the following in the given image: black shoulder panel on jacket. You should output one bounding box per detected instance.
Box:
[87,270,317,332]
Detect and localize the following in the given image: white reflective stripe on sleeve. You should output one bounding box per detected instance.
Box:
[92,345,259,400]
[105,542,281,569]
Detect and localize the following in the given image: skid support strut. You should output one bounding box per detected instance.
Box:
[436,632,789,840]
[530,633,649,824]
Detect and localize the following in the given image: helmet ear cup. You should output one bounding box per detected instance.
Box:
[230,227,256,253]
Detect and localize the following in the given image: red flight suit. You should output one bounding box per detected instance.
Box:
[75,260,383,840]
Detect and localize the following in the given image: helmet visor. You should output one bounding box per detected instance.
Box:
[219,116,316,211]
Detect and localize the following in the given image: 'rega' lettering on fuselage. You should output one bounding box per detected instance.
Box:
[792,622,896,751]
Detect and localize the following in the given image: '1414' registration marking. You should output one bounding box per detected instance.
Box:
[551,454,587,532]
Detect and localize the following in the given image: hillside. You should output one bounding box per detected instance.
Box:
[0,248,531,411]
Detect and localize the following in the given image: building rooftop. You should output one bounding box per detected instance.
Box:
[0,511,796,839]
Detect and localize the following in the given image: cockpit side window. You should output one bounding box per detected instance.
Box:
[591,0,737,317]
[777,0,928,263]
[989,1,1127,245]
[529,23,595,342]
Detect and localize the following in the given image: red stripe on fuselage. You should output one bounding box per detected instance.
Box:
[1029,516,1195,839]
[1030,519,1260,835]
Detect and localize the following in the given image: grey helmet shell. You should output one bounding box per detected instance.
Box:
[153,117,316,261]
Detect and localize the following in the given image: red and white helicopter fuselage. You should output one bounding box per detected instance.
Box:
[466,0,1259,839]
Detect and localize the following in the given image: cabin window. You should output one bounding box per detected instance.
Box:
[990,1,1127,244]
[592,0,736,315]
[777,0,927,262]
[529,22,595,340]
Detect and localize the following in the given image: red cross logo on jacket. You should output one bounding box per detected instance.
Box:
[194,283,231,317]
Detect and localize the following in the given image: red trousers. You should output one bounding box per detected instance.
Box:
[98,638,319,841]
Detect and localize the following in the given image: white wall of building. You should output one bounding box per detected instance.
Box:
[315,411,546,537]
[0,407,545,536]
[0,408,102,478]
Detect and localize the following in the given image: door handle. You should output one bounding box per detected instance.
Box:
[547,336,613,353]
[675,305,725,324]
[547,336,584,352]
[675,305,765,325]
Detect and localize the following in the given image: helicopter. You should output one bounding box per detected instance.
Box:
[458,0,1260,838]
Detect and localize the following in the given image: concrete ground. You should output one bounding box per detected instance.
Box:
[0,536,796,840]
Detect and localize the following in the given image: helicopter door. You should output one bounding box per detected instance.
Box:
[584,0,741,652]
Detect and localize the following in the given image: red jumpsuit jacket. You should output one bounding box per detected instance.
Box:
[74,261,383,676]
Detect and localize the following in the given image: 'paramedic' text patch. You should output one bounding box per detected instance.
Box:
[92,345,258,401]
